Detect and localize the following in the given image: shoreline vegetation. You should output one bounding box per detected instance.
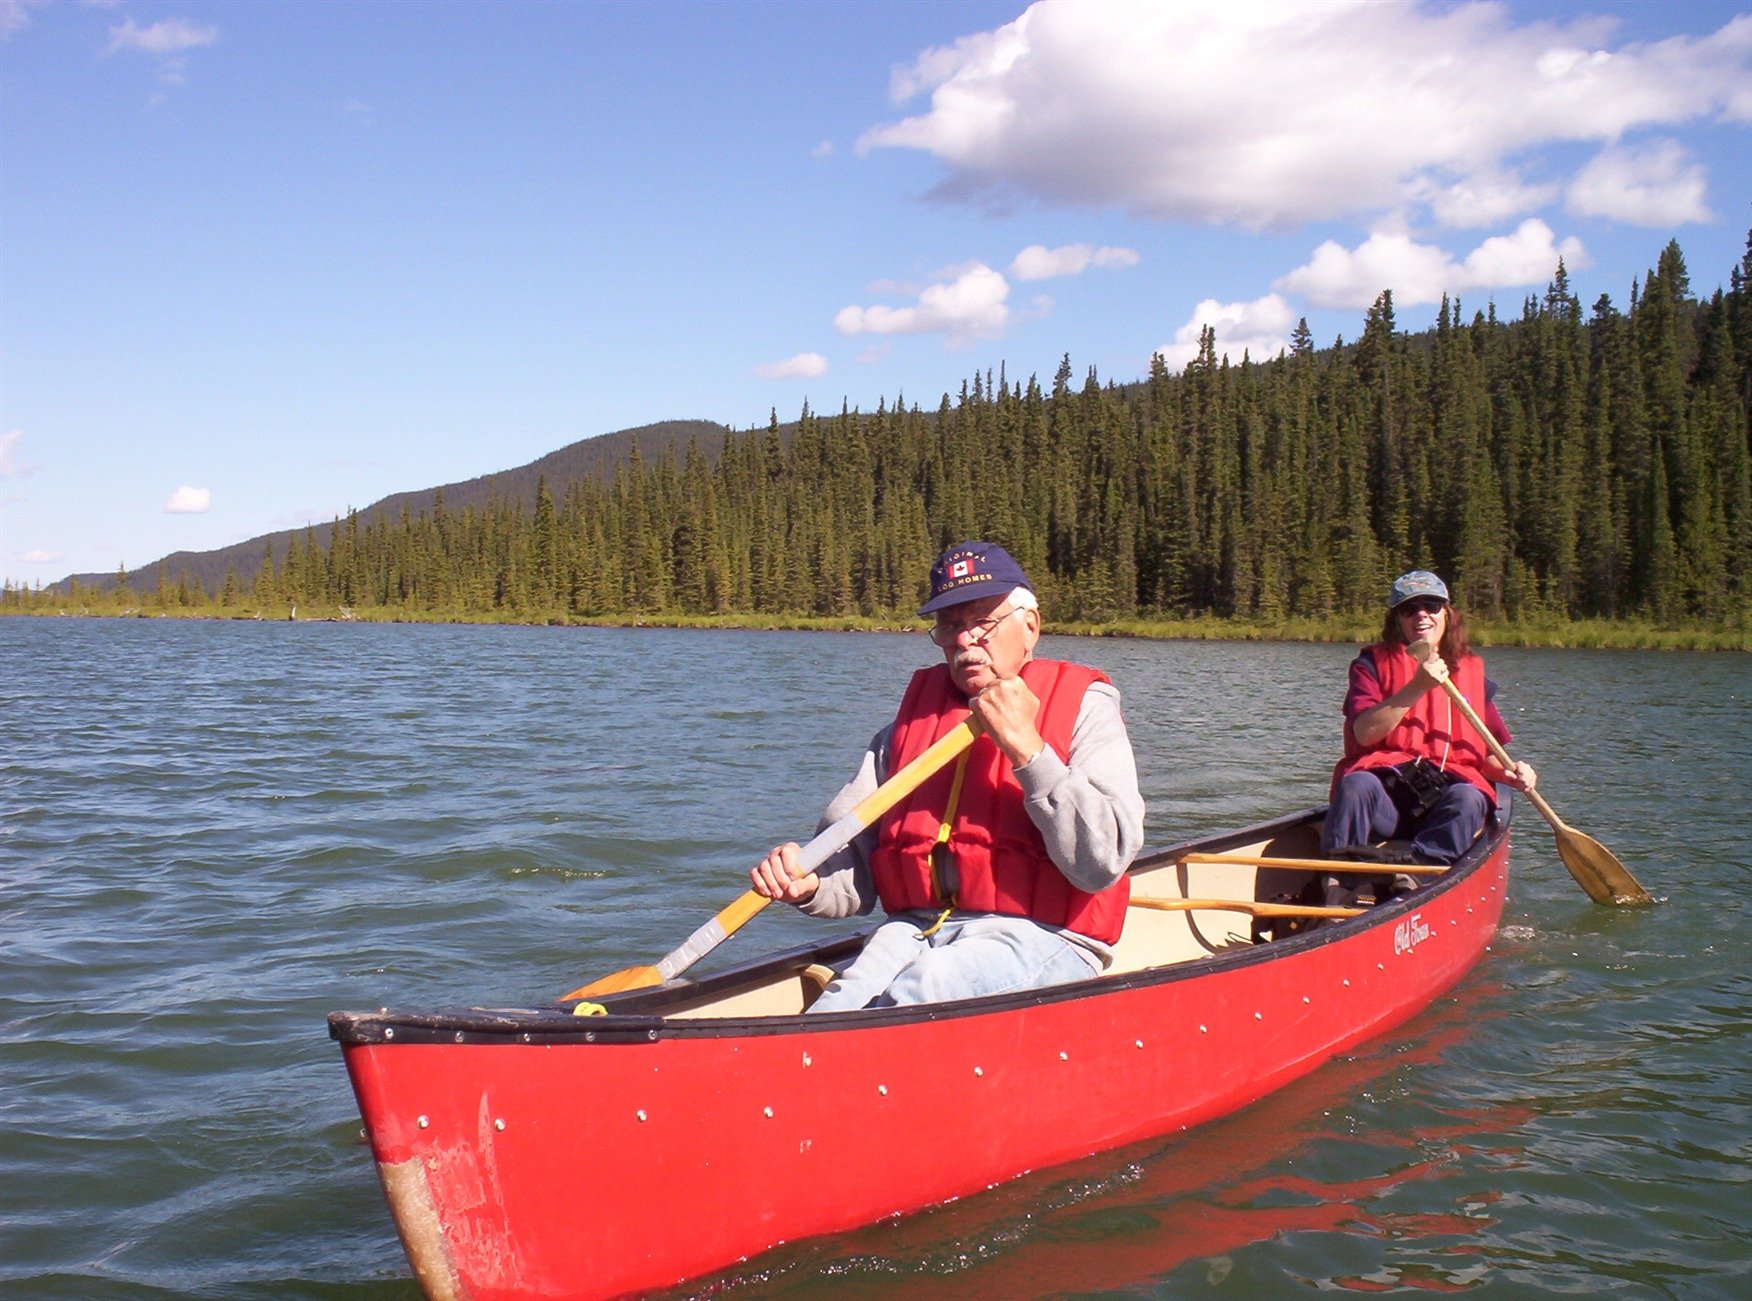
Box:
[7,602,1746,652]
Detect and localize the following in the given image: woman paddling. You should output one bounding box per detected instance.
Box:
[1321,570,1536,905]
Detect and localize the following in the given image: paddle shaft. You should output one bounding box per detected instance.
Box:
[1417,656,1572,833]
[565,717,982,999]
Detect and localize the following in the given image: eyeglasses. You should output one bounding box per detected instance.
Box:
[929,605,1025,648]
[1397,599,1447,616]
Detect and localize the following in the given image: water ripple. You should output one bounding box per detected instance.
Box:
[3,618,1746,1297]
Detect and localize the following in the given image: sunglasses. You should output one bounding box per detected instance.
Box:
[1397,599,1447,616]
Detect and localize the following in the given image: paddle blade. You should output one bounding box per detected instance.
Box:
[1553,825,1654,906]
[563,965,665,1000]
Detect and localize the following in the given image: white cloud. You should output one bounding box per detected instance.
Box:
[165,485,212,514]
[1155,294,1296,373]
[2,0,46,40]
[754,352,829,380]
[0,429,38,477]
[1566,139,1712,226]
[813,139,834,158]
[1008,243,1139,281]
[105,18,218,56]
[859,0,1752,230]
[1417,169,1562,230]
[1273,219,1589,310]
[835,263,1010,345]
[22,549,60,565]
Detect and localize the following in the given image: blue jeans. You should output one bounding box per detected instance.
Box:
[1321,769,1491,865]
[808,912,1099,1012]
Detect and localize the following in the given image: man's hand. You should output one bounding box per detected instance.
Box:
[750,841,819,904]
[970,675,1046,769]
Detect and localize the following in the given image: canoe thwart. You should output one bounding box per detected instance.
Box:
[1130,896,1366,919]
[1177,851,1448,875]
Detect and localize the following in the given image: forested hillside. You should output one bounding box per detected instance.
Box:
[15,234,1751,630]
[48,418,731,598]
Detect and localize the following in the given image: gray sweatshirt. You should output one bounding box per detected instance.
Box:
[799,681,1146,967]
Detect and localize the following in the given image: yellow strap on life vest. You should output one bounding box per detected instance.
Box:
[917,751,969,938]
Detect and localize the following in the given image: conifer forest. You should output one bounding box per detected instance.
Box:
[15,234,1752,636]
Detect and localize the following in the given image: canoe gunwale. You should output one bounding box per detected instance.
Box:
[328,799,1509,1048]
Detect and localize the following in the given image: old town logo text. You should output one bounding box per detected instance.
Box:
[1394,913,1431,955]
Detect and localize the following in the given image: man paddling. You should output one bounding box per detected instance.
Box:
[751,541,1145,1011]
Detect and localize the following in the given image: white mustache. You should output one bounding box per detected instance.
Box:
[954,649,986,669]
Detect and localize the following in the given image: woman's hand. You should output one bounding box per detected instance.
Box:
[1503,760,1538,792]
[1411,647,1450,693]
[750,841,819,904]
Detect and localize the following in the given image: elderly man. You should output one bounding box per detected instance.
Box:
[751,541,1145,1011]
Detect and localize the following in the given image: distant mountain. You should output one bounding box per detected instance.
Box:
[58,418,732,596]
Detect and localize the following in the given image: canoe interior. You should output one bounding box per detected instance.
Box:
[642,812,1327,1020]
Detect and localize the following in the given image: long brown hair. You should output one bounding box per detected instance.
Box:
[1380,602,1472,663]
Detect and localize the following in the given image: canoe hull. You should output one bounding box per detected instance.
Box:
[333,812,1509,1300]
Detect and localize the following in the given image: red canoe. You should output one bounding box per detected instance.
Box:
[329,803,1511,1300]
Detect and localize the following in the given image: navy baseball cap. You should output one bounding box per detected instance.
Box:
[919,541,1033,615]
[1389,570,1450,609]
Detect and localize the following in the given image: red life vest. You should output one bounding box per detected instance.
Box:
[1330,643,1500,802]
[868,658,1130,944]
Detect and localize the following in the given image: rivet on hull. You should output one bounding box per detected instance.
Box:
[636,1110,647,1122]
[417,1115,429,1128]
[494,1119,506,1131]
[878,1084,888,1096]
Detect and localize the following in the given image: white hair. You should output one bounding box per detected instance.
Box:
[1008,586,1038,612]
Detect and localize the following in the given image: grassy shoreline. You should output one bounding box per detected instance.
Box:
[7,602,1748,651]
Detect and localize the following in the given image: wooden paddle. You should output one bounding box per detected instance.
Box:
[1131,897,1365,919]
[563,717,984,1002]
[1407,641,1652,906]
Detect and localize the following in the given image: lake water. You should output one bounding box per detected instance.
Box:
[4,617,1747,1298]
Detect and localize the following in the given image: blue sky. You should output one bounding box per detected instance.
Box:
[4,0,1750,587]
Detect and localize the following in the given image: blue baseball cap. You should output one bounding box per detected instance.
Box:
[919,541,1033,615]
[1389,570,1450,609]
